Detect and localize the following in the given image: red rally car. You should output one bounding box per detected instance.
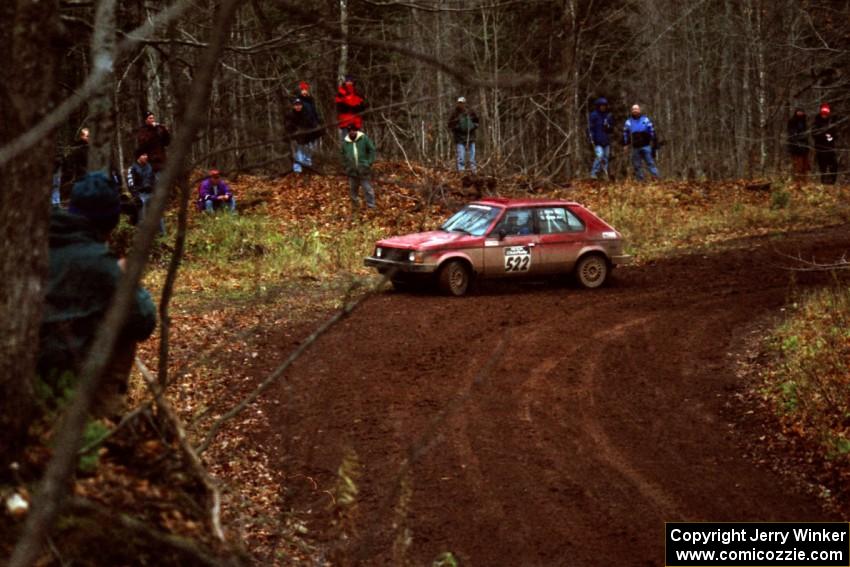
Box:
[364,197,632,296]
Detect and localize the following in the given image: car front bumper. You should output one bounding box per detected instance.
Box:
[611,254,634,266]
[364,257,439,274]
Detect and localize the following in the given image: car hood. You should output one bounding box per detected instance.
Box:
[377,230,473,250]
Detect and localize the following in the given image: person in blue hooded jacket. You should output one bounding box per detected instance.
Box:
[622,104,660,181]
[38,172,157,416]
[588,97,614,179]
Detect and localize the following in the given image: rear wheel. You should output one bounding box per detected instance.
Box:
[438,260,470,296]
[575,254,609,289]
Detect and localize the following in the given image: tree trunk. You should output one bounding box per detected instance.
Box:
[0,0,62,465]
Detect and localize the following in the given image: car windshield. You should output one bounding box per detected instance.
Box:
[440,204,501,236]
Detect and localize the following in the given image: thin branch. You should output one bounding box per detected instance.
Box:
[136,358,226,543]
[77,402,152,456]
[195,274,391,455]
[0,0,194,168]
[67,497,235,567]
[9,3,240,566]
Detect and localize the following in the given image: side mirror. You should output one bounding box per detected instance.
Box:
[498,229,507,240]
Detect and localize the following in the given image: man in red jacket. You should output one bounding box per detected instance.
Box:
[335,75,367,143]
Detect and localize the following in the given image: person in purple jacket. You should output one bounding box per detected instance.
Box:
[197,169,236,213]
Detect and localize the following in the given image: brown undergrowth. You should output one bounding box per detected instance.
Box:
[5,165,849,565]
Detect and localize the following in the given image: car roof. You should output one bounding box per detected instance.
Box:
[472,197,581,208]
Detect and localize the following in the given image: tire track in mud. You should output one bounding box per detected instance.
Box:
[263,225,850,566]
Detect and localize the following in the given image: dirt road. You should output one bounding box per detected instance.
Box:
[260,225,850,566]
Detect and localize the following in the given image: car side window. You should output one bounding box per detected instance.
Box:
[536,207,584,234]
[493,208,534,236]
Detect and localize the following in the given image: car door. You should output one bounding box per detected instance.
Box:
[482,207,543,277]
[534,206,586,273]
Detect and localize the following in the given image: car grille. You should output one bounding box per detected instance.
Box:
[382,247,410,262]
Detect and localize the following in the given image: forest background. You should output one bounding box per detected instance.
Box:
[44,0,850,181]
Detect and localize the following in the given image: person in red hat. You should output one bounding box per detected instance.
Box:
[197,169,236,213]
[813,103,838,184]
[295,81,321,126]
[335,75,367,143]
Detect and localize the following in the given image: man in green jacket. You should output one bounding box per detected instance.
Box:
[38,172,157,416]
[340,125,377,210]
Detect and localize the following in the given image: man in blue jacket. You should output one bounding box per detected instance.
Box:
[588,97,614,179]
[622,104,660,181]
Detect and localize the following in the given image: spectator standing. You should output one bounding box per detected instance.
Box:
[341,125,377,210]
[135,111,171,175]
[197,169,236,213]
[127,152,165,234]
[335,76,367,142]
[448,96,480,173]
[787,108,810,181]
[813,103,838,185]
[284,98,323,173]
[588,97,614,179]
[37,172,157,416]
[622,104,659,181]
[59,127,90,199]
[296,81,321,126]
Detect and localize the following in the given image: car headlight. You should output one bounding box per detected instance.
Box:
[376,247,383,258]
[408,251,426,263]
[408,251,416,262]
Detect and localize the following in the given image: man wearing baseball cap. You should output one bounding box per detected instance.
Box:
[197,169,236,213]
[813,103,838,184]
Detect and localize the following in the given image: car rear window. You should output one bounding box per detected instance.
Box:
[535,207,584,234]
[441,204,501,236]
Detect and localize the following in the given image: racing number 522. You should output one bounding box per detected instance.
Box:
[505,255,530,272]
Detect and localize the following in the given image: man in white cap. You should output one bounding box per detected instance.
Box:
[448,96,480,173]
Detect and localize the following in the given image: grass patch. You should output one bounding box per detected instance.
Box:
[763,284,850,461]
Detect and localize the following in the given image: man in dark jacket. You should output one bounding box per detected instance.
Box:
[588,97,614,179]
[448,96,479,173]
[813,103,838,185]
[295,81,321,125]
[341,125,377,210]
[59,127,90,200]
[38,172,157,416]
[126,151,165,234]
[135,111,171,174]
[335,76,367,143]
[284,97,323,173]
[787,108,810,181]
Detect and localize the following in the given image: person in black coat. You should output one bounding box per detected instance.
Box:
[284,98,323,173]
[812,103,838,185]
[787,108,810,181]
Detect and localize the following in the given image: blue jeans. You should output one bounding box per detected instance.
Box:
[631,145,659,181]
[590,145,610,178]
[51,168,62,206]
[293,141,315,173]
[203,197,237,213]
[138,192,166,234]
[456,142,476,173]
[348,176,375,209]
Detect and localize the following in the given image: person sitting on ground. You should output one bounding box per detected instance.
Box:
[197,169,236,213]
[37,172,157,416]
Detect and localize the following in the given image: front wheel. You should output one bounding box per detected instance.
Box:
[437,260,471,296]
[575,254,609,289]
